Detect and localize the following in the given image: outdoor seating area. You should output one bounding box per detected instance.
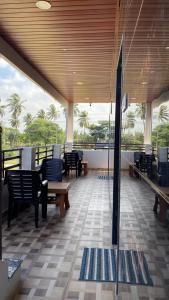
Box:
[3,150,88,229]
[2,170,169,300]
[1,1,169,299]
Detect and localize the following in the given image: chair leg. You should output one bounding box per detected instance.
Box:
[35,203,39,228]
[8,199,12,228]
[41,185,47,219]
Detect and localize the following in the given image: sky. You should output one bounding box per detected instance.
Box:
[0,56,112,132]
[0,56,165,134]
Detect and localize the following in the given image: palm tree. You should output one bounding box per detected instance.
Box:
[158,105,169,123]
[78,111,89,134]
[37,109,46,119]
[24,113,34,127]
[156,105,169,148]
[47,104,60,121]
[7,93,25,129]
[63,103,80,118]
[0,99,6,124]
[123,111,135,132]
[135,103,146,130]
[74,104,80,117]
[7,93,25,146]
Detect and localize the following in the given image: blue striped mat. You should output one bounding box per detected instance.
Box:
[97,175,113,180]
[79,248,153,286]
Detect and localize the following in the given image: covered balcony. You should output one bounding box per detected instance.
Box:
[1,1,169,300]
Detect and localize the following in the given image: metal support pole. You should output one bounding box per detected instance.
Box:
[112,41,123,296]
[0,127,2,260]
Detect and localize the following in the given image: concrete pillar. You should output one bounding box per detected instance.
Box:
[53,144,61,158]
[21,147,36,170]
[144,102,152,145]
[66,102,73,143]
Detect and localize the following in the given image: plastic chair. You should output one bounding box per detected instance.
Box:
[64,152,80,177]
[40,158,63,182]
[6,170,48,228]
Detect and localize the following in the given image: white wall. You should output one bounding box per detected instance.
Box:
[83,150,134,169]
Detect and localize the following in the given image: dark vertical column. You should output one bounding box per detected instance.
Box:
[112,47,122,245]
[108,114,110,176]
[0,127,2,260]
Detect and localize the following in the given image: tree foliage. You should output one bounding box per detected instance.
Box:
[78,111,89,134]
[24,118,65,146]
[47,104,60,121]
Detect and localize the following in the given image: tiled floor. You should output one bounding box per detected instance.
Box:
[2,171,169,300]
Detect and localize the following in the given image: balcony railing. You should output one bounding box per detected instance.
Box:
[2,148,22,177]
[72,142,148,152]
[1,143,156,176]
[35,145,53,167]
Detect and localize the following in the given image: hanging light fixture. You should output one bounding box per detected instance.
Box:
[36,1,51,10]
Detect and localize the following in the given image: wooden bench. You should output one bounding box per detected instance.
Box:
[81,160,88,176]
[48,182,70,217]
[129,162,169,223]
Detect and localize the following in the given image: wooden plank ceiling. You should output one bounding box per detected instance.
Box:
[0,0,169,104]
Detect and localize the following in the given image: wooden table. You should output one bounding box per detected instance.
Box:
[48,182,70,217]
[129,162,169,222]
[81,160,88,176]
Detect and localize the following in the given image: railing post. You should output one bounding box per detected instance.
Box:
[53,144,61,158]
[2,151,4,178]
[21,147,36,170]
[19,148,22,169]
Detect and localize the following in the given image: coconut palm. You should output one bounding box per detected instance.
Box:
[156,105,169,149]
[158,105,169,123]
[135,103,146,130]
[7,93,25,129]
[24,113,34,127]
[63,103,80,118]
[123,111,135,132]
[47,104,60,121]
[37,109,46,119]
[0,99,6,121]
[73,104,80,117]
[78,111,89,134]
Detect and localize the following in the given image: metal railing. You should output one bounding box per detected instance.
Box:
[2,148,22,177]
[35,145,54,167]
[72,142,148,152]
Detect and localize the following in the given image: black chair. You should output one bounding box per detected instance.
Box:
[139,154,154,178]
[6,170,48,228]
[64,152,80,177]
[40,158,63,182]
[72,150,83,176]
[72,150,83,160]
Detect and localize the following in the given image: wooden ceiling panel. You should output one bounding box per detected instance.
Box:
[121,0,169,103]
[1,0,169,103]
[0,0,117,103]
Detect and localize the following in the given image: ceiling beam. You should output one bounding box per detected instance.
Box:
[0,35,68,107]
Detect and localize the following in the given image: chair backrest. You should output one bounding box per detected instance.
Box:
[6,170,41,204]
[139,154,153,172]
[158,162,169,175]
[64,152,79,168]
[41,158,63,181]
[72,150,83,160]
[134,151,145,162]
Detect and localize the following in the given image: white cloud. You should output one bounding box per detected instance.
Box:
[0,57,114,133]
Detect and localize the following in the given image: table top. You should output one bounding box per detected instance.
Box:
[81,160,88,164]
[129,162,169,204]
[48,181,70,193]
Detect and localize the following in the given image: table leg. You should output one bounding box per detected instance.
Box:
[159,198,168,222]
[129,165,133,177]
[59,194,65,217]
[64,192,70,210]
[153,194,159,214]
[84,163,88,176]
